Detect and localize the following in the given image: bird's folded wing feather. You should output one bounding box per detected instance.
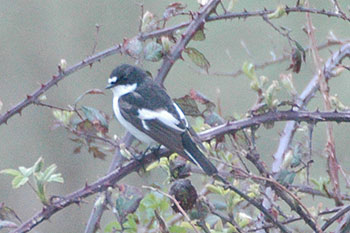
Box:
[119,91,186,153]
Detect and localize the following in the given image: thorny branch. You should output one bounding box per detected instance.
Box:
[86,0,222,232]
[0,5,348,126]
[306,0,341,206]
[2,2,350,233]
[10,110,350,233]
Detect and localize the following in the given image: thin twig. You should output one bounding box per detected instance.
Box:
[142,186,200,233]
[189,38,348,78]
[248,206,342,232]
[155,0,222,85]
[306,0,341,205]
[321,205,350,231]
[1,7,348,126]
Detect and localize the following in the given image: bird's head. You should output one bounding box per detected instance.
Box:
[106,64,148,89]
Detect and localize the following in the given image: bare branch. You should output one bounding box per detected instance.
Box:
[271,43,350,173]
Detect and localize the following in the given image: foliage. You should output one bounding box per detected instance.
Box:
[1,0,350,233]
[1,157,63,205]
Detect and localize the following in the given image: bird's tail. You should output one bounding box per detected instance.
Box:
[181,133,218,176]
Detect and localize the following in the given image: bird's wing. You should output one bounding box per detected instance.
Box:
[119,91,217,175]
[118,92,186,152]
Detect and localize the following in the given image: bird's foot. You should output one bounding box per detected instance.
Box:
[151,145,162,161]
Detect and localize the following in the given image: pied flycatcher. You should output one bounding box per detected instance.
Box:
[106,64,217,176]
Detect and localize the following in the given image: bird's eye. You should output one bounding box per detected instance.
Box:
[108,76,118,85]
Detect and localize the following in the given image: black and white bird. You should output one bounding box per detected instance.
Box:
[106,64,217,176]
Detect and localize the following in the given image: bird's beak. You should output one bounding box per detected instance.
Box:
[105,84,113,89]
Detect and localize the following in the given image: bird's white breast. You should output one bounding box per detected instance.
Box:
[111,84,156,145]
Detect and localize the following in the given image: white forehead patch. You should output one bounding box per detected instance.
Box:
[108,76,118,84]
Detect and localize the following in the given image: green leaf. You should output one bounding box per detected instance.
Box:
[291,145,302,168]
[47,173,64,183]
[189,89,215,112]
[0,169,21,177]
[184,47,210,72]
[42,164,57,182]
[104,221,121,233]
[52,110,74,126]
[295,41,306,62]
[242,62,257,81]
[12,175,29,189]
[169,225,187,233]
[144,41,163,62]
[123,37,143,58]
[33,157,44,173]
[18,166,34,177]
[206,184,224,195]
[173,96,201,117]
[192,29,205,41]
[115,185,144,224]
[276,169,296,186]
[268,5,286,19]
[141,11,157,33]
[81,106,109,130]
[124,214,138,231]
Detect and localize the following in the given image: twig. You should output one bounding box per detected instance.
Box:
[10,109,350,232]
[245,151,321,232]
[155,0,222,85]
[262,15,296,47]
[142,185,200,233]
[200,110,350,141]
[219,180,291,233]
[292,185,350,201]
[321,204,350,231]
[271,43,350,174]
[0,44,122,126]
[34,101,75,112]
[189,38,348,78]
[332,0,348,20]
[306,0,341,205]
[84,134,133,233]
[1,7,348,126]
[248,206,342,232]
[91,24,101,55]
[207,6,350,22]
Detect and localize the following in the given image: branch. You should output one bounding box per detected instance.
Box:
[155,0,221,85]
[200,110,350,141]
[321,205,350,231]
[11,109,350,232]
[10,148,172,233]
[1,6,348,126]
[306,0,342,206]
[86,0,222,231]
[271,43,350,173]
[191,38,348,78]
[248,206,343,232]
[245,151,321,232]
[208,6,350,22]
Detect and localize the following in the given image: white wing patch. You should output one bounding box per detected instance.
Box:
[138,108,185,132]
[173,103,188,128]
[141,120,150,130]
[184,149,202,170]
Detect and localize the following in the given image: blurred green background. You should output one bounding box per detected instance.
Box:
[1,1,350,232]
